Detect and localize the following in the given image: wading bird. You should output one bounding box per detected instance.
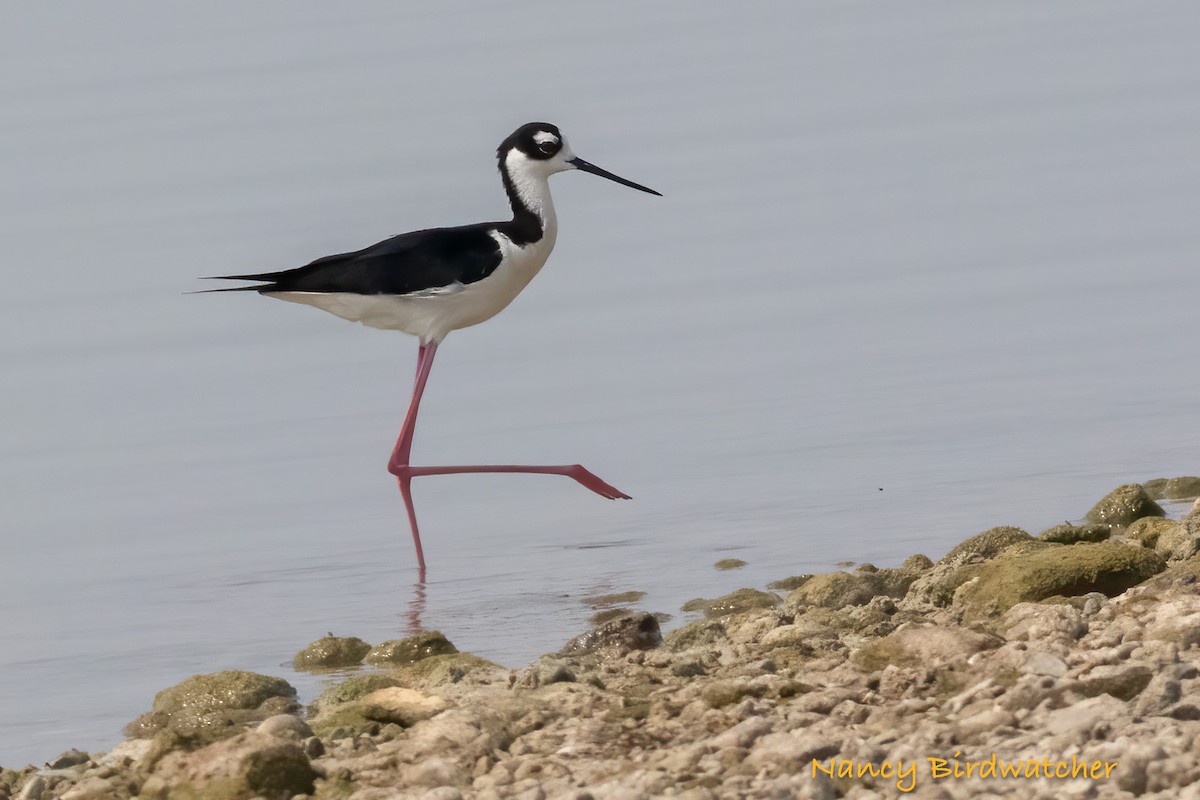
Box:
[205,122,661,573]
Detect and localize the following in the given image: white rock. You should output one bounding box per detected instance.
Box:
[256,713,313,740]
[363,686,452,725]
[1022,650,1068,677]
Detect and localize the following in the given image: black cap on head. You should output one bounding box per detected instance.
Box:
[498,122,564,162]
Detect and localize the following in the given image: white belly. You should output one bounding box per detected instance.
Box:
[267,229,556,342]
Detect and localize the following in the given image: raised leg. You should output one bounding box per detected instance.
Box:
[386,339,630,574]
[398,464,630,499]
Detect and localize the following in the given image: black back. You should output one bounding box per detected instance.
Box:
[207,122,568,296]
[219,224,506,296]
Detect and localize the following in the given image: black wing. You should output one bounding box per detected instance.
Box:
[206,223,504,295]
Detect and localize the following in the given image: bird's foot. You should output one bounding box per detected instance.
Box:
[388,462,631,500]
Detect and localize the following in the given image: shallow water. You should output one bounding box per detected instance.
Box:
[2,1,1199,765]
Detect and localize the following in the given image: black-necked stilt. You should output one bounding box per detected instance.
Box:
[205,122,660,574]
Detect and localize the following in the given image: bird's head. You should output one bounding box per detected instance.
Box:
[497,122,661,196]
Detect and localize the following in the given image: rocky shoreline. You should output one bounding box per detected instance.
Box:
[4,479,1200,800]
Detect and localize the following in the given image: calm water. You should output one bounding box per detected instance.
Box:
[2,1,1199,766]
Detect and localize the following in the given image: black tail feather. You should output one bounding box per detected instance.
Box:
[190,273,284,294]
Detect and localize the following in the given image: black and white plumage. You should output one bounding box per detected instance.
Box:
[208,122,659,343]
[205,122,660,575]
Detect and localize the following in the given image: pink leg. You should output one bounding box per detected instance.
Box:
[388,341,438,574]
[401,464,630,499]
[386,340,630,573]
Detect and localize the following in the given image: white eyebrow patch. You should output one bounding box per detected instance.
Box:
[533,131,559,146]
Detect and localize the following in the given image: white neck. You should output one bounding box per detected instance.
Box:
[503,150,558,234]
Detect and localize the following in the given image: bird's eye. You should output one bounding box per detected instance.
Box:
[538,141,557,155]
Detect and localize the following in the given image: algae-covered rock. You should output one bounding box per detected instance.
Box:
[1038,523,1110,545]
[955,541,1166,615]
[784,566,916,611]
[49,748,90,769]
[310,674,402,716]
[872,566,921,597]
[702,588,779,617]
[127,671,298,739]
[364,631,458,666]
[561,612,661,655]
[902,554,934,573]
[714,558,747,571]
[904,564,973,608]
[308,704,380,739]
[785,572,879,609]
[1142,476,1200,501]
[147,731,316,799]
[1084,484,1164,530]
[394,653,505,688]
[941,526,1034,564]
[766,575,813,591]
[1126,517,1180,549]
[292,636,371,670]
[904,529,1051,608]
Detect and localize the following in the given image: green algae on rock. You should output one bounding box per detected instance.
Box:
[766,574,813,591]
[1142,476,1200,501]
[1084,483,1165,530]
[702,587,779,617]
[785,572,878,609]
[292,636,372,670]
[143,731,317,800]
[954,541,1167,615]
[785,565,918,611]
[1038,523,1111,544]
[940,526,1034,564]
[1126,517,1180,549]
[903,529,1051,607]
[713,558,747,571]
[308,704,381,740]
[364,631,458,666]
[126,671,299,739]
[310,674,403,716]
[393,652,505,688]
[902,554,934,571]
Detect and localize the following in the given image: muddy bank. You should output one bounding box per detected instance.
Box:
[3,479,1200,799]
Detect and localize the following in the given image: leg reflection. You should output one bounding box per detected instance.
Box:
[406,573,427,635]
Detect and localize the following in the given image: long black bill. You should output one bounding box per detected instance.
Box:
[569,157,662,196]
